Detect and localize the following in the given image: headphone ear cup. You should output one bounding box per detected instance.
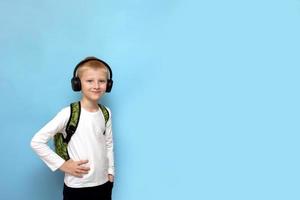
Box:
[71,77,81,91]
[106,80,113,93]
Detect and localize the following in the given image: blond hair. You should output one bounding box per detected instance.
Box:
[76,60,109,79]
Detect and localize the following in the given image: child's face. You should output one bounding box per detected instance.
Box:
[80,67,108,103]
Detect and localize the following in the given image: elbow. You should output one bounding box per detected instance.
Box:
[30,138,38,150]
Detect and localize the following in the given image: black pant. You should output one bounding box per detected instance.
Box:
[63,181,113,200]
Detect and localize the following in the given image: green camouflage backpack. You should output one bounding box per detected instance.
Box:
[54,101,109,160]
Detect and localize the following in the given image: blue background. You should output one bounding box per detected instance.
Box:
[0,0,299,199]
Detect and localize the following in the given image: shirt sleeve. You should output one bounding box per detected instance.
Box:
[105,107,115,176]
[30,107,70,171]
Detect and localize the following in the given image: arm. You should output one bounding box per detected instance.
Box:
[105,107,115,181]
[31,107,91,177]
[30,108,69,171]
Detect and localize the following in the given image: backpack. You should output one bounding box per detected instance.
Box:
[54,101,109,160]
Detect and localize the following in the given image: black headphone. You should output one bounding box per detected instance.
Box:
[71,56,113,92]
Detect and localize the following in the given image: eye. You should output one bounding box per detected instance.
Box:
[87,80,93,83]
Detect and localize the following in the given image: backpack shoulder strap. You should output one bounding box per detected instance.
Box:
[98,104,110,125]
[65,101,81,143]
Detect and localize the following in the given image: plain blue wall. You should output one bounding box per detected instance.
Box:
[0,0,300,199]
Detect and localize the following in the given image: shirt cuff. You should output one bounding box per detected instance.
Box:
[108,167,115,176]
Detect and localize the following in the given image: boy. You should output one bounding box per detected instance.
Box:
[31,57,115,200]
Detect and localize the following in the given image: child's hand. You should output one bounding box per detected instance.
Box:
[59,159,90,178]
[108,174,114,182]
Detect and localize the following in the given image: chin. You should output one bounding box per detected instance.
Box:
[93,95,103,101]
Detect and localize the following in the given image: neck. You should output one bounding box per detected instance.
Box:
[80,98,99,112]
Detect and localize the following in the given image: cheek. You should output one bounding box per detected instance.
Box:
[81,83,89,90]
[100,83,107,90]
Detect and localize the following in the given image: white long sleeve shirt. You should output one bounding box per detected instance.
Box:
[31,105,114,188]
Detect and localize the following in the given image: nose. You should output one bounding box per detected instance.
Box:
[93,81,100,89]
